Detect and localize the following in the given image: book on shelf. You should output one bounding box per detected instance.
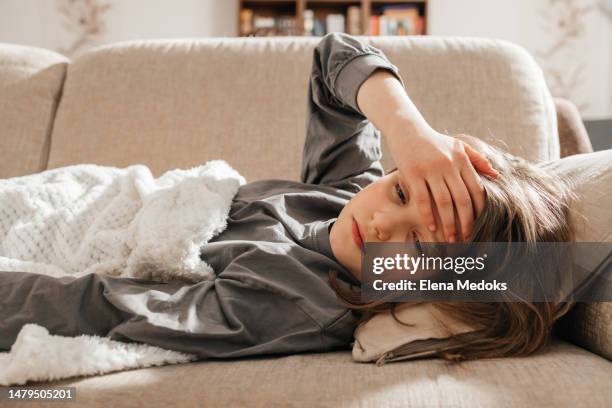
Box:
[304,9,315,36]
[240,8,254,36]
[303,9,326,36]
[313,18,326,36]
[248,14,298,36]
[326,13,345,34]
[347,5,361,35]
[369,15,380,36]
[303,6,360,36]
[277,15,297,35]
[384,4,421,35]
[370,4,425,36]
[252,15,274,36]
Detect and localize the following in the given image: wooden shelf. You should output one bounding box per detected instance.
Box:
[238,0,428,37]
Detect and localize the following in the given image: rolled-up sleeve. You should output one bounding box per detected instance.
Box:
[300,32,405,190]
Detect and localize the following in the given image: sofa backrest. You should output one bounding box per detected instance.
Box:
[0,44,68,178]
[42,37,559,182]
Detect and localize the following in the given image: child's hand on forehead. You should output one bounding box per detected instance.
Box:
[429,190,463,242]
[356,69,498,242]
[388,127,498,242]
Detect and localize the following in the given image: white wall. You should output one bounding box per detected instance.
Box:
[429,0,524,40]
[0,0,46,46]
[429,0,612,120]
[0,0,610,119]
[0,0,237,50]
[106,0,237,40]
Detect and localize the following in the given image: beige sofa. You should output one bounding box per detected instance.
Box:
[1,36,610,407]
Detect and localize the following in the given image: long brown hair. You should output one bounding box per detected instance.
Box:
[328,141,576,361]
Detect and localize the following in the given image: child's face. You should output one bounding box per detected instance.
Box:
[329,170,458,281]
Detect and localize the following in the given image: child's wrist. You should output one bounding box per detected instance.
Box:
[385,114,433,142]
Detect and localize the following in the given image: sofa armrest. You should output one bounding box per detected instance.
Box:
[556,303,612,361]
[554,97,593,157]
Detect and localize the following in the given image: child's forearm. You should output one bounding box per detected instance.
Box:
[356,69,433,142]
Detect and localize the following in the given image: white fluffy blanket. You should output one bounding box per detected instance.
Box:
[0,160,244,282]
[0,160,245,385]
[0,324,198,386]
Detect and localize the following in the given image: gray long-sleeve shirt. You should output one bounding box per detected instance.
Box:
[0,33,405,358]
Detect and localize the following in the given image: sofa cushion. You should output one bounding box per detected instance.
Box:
[48,36,557,181]
[542,150,612,360]
[37,340,612,407]
[542,150,612,244]
[0,44,68,178]
[47,38,313,181]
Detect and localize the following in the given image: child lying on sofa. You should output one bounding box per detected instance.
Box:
[0,33,573,362]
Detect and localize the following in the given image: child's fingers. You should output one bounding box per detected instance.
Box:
[444,171,473,240]
[427,176,456,242]
[461,161,486,218]
[409,177,436,233]
[465,144,498,178]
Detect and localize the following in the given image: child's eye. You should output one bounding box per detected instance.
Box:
[395,183,407,204]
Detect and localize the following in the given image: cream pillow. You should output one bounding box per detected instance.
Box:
[543,150,612,361]
[0,44,68,178]
[352,149,612,363]
[352,303,478,364]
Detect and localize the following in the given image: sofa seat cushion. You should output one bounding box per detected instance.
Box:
[0,44,68,178]
[33,340,611,407]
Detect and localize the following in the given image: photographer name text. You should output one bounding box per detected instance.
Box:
[372,279,507,291]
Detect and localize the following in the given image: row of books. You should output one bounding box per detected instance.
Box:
[239,5,425,37]
[240,9,299,36]
[370,15,425,36]
[303,6,362,36]
[372,5,425,35]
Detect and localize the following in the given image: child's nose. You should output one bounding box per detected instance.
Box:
[372,212,404,242]
[375,228,391,241]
